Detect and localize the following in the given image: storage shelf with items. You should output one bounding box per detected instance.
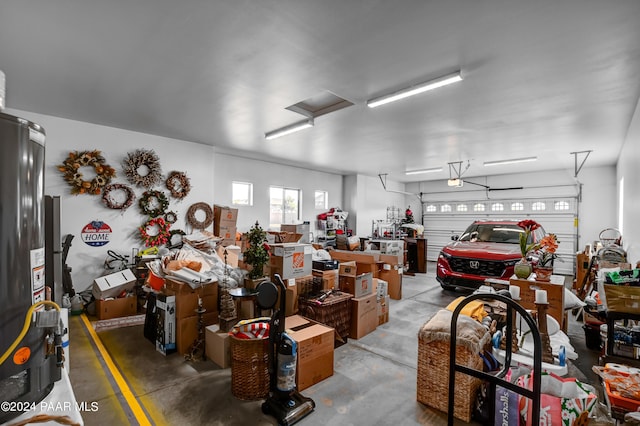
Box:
[316,207,348,247]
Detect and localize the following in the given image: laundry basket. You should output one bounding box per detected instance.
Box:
[416,309,490,423]
[229,335,270,400]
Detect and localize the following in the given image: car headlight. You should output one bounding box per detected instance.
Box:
[438,251,451,260]
[503,259,518,267]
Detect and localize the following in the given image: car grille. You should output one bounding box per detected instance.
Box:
[449,257,507,277]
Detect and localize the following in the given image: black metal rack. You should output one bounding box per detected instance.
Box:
[447,293,543,425]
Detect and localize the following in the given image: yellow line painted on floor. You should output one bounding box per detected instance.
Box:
[80,313,152,426]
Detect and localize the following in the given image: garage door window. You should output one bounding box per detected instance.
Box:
[511,202,524,211]
[441,204,452,212]
[457,204,468,212]
[426,205,437,212]
[554,201,570,211]
[491,202,504,211]
[473,203,486,212]
[532,201,546,211]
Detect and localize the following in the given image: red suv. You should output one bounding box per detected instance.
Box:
[436,220,546,291]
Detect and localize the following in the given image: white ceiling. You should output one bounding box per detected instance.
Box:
[2,1,639,183]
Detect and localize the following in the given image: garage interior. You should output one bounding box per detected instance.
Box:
[1,1,640,425]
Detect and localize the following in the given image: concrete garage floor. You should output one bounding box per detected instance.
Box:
[67,263,600,426]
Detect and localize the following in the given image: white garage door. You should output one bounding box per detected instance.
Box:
[422,196,578,275]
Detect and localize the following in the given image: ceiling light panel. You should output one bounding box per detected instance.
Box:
[405,167,443,175]
[483,156,537,166]
[265,119,314,140]
[367,71,463,108]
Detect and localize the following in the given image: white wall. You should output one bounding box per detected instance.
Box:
[351,174,408,237]
[212,153,344,236]
[617,97,640,264]
[9,108,216,292]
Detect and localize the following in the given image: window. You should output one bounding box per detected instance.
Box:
[315,190,328,210]
[441,204,452,213]
[554,200,570,211]
[491,203,504,211]
[532,201,546,211]
[473,203,486,212]
[511,202,524,211]
[232,181,253,206]
[456,204,468,212]
[270,186,301,227]
[426,205,437,212]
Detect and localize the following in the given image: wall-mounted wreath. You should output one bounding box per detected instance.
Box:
[139,190,169,217]
[166,171,191,199]
[57,150,116,195]
[139,217,171,247]
[186,202,214,229]
[167,229,186,248]
[164,210,178,224]
[123,149,163,189]
[102,183,136,211]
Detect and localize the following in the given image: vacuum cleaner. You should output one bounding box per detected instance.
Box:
[256,274,315,426]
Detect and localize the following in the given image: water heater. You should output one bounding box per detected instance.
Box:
[0,112,61,423]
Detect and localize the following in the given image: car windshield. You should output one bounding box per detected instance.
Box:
[458,223,525,244]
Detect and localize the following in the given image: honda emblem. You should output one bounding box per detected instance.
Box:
[469,260,479,269]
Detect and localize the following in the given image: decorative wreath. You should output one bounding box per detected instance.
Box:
[166,171,191,199]
[164,210,178,224]
[167,229,186,247]
[123,149,163,189]
[186,202,214,229]
[139,190,169,217]
[102,183,136,210]
[57,150,116,195]
[139,217,171,247]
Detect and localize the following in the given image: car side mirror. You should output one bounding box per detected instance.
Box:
[451,235,459,241]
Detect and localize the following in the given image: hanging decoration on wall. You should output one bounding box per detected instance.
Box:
[101,183,136,211]
[123,148,163,189]
[139,190,169,218]
[165,171,191,199]
[57,150,116,195]
[81,220,113,247]
[164,210,178,224]
[186,202,214,229]
[139,217,171,247]
[167,228,186,248]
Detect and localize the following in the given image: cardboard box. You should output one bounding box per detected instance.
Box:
[338,260,357,276]
[373,278,388,299]
[205,324,231,368]
[177,312,219,355]
[339,272,373,299]
[377,295,390,325]
[350,293,378,339]
[285,315,334,391]
[269,243,312,280]
[379,268,402,300]
[313,269,339,291]
[217,226,237,246]
[92,269,137,300]
[268,231,303,243]
[164,279,218,320]
[330,250,383,278]
[95,295,138,320]
[213,204,238,232]
[156,293,176,356]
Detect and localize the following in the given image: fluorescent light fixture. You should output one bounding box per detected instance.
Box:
[405,167,443,175]
[483,156,537,167]
[447,178,463,187]
[265,119,314,140]
[367,71,463,108]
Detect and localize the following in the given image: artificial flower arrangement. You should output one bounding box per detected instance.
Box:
[517,219,560,265]
[517,219,541,259]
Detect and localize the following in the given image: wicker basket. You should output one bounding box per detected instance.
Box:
[298,292,353,341]
[229,335,270,400]
[416,309,490,423]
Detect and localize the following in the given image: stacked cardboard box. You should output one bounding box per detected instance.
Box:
[164,278,219,355]
[336,260,377,339]
[214,204,238,246]
[269,243,313,280]
[374,278,390,325]
[205,324,231,368]
[285,315,335,391]
[92,269,139,320]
